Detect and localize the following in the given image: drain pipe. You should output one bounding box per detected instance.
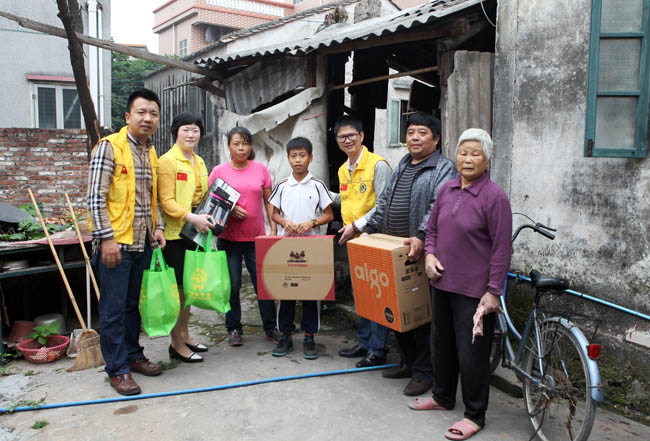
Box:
[0,363,398,414]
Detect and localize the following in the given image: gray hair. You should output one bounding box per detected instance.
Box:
[456,128,493,162]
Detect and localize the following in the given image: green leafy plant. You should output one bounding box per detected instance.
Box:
[0,215,62,242]
[28,322,61,346]
[31,420,48,430]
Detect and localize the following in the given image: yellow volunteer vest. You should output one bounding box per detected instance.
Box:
[337,146,388,226]
[89,126,159,245]
[159,144,208,240]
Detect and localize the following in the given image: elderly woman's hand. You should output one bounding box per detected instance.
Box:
[478,292,502,314]
[472,292,503,343]
[425,253,444,280]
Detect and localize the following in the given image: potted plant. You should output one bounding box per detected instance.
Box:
[17,321,70,364]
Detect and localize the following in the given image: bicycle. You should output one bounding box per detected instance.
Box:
[490,216,604,441]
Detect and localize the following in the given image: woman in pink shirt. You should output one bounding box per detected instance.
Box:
[208,127,277,346]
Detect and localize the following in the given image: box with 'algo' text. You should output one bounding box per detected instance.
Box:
[347,234,431,332]
[255,235,335,301]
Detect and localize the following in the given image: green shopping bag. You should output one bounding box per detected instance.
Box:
[139,247,181,337]
[183,229,232,313]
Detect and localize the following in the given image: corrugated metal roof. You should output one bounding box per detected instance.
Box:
[197,0,482,66]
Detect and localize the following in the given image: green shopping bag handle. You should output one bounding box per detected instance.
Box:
[197,228,216,253]
[150,247,169,271]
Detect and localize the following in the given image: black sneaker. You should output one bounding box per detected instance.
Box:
[303,334,318,360]
[272,334,293,357]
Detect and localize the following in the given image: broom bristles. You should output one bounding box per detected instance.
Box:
[68,329,105,372]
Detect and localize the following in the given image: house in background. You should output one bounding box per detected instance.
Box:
[0,0,111,130]
[152,0,433,57]
[0,0,111,216]
[153,0,296,57]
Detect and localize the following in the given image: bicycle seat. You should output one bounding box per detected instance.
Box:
[529,270,569,292]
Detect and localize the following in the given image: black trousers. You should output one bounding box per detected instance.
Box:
[277,300,319,335]
[430,288,495,428]
[394,323,433,382]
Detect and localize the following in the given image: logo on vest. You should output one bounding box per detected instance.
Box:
[354,263,389,298]
[359,183,367,193]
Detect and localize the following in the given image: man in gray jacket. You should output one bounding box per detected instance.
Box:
[364,112,457,396]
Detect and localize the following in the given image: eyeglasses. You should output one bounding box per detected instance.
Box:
[336,133,359,142]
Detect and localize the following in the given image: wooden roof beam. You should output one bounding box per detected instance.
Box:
[328,65,438,92]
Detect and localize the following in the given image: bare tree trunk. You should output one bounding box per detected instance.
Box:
[56,0,100,158]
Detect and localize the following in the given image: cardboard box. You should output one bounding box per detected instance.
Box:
[347,234,431,332]
[255,235,335,301]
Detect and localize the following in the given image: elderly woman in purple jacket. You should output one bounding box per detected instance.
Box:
[413,128,512,441]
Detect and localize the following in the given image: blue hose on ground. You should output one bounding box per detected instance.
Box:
[507,272,650,322]
[0,363,398,414]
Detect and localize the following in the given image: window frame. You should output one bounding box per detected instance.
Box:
[389,99,409,147]
[179,39,187,57]
[30,82,84,130]
[585,0,650,158]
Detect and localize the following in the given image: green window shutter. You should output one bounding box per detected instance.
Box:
[585,0,650,158]
[390,100,400,145]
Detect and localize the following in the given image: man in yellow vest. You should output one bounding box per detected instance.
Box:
[88,88,166,396]
[333,115,393,368]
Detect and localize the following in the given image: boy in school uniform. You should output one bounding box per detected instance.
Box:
[269,137,334,359]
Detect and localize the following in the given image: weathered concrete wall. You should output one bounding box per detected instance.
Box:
[493,0,650,411]
[373,76,411,168]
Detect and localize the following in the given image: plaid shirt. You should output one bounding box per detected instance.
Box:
[88,130,164,252]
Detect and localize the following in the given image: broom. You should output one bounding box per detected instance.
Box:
[64,193,105,371]
[65,193,100,302]
[27,188,105,371]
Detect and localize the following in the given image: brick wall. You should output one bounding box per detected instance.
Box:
[0,128,89,217]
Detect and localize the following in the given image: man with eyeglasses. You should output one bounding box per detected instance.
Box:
[333,114,393,368]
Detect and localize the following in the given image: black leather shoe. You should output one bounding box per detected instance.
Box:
[185,342,208,353]
[356,353,386,368]
[339,343,368,358]
[169,345,203,363]
[403,378,433,396]
[382,361,412,379]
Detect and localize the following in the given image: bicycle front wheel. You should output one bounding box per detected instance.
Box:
[521,320,597,441]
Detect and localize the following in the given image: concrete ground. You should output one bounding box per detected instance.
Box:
[1,278,649,441]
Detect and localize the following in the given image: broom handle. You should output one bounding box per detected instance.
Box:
[64,193,100,302]
[27,188,87,330]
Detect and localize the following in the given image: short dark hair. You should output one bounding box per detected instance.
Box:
[126,88,161,113]
[286,137,313,155]
[334,114,363,136]
[227,126,255,160]
[406,112,441,138]
[171,112,204,141]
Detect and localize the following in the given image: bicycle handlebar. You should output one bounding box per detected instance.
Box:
[536,222,556,232]
[512,223,555,243]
